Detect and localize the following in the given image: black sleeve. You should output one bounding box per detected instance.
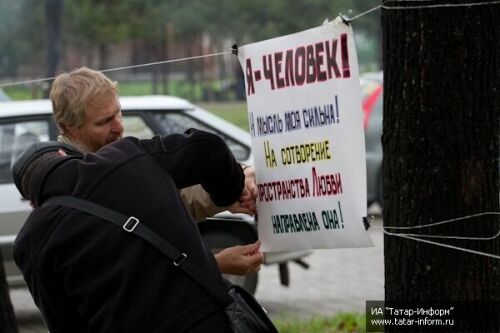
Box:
[140,129,244,207]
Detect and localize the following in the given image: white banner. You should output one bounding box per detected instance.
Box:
[238,17,373,251]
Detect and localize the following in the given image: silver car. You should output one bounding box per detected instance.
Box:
[0,88,10,101]
[0,95,311,293]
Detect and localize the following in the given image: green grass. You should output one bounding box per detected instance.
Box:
[118,81,156,96]
[197,101,249,130]
[4,79,232,102]
[4,86,44,100]
[274,313,366,333]
[118,81,203,99]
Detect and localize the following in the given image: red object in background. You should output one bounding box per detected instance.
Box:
[362,85,382,129]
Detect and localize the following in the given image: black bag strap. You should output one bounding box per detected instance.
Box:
[43,195,231,305]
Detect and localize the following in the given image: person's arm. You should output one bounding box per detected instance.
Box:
[214,241,264,275]
[180,165,257,221]
[180,183,263,275]
[142,131,263,274]
[235,165,257,214]
[179,185,225,221]
[142,129,244,206]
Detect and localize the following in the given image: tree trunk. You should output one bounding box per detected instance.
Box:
[44,0,63,97]
[382,2,500,331]
[0,252,18,333]
[150,42,160,95]
[185,34,200,101]
[98,43,108,70]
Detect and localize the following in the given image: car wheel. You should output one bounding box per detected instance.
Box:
[201,230,259,295]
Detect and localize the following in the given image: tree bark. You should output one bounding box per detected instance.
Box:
[45,0,63,97]
[382,2,500,331]
[98,43,109,71]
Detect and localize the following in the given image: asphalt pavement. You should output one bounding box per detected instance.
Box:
[11,206,384,332]
[255,208,384,319]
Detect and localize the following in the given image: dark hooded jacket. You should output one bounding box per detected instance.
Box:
[13,129,244,332]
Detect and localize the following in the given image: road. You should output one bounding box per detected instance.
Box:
[255,212,384,319]
[12,208,384,332]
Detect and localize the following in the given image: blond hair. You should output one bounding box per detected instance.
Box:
[50,67,118,131]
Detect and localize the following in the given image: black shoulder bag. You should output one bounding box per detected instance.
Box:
[43,196,278,333]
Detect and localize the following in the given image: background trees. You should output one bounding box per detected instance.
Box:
[0,0,381,82]
[382,2,500,330]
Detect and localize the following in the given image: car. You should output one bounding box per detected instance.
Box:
[0,88,10,102]
[361,72,383,207]
[361,71,500,210]
[0,95,311,294]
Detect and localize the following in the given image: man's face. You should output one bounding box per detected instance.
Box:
[68,93,124,153]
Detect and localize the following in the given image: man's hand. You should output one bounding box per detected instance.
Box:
[227,166,257,215]
[214,241,264,275]
[227,188,255,215]
[243,166,257,198]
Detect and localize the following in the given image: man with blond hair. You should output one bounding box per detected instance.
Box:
[49,67,263,275]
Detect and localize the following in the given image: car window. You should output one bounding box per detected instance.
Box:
[152,112,250,161]
[122,115,154,139]
[0,120,50,183]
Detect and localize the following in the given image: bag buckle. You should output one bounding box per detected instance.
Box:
[123,216,139,232]
[173,253,187,267]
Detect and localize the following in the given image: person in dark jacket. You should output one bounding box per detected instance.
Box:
[12,129,247,332]
[50,66,263,276]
